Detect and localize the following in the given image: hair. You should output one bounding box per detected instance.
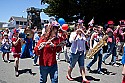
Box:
[41,24,59,41]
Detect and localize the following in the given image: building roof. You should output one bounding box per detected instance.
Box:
[0,22,7,28]
[9,16,27,22]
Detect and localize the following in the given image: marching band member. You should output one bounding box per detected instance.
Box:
[102,21,119,67]
[114,20,125,60]
[66,26,90,83]
[34,21,65,83]
[86,25,104,74]
[122,43,125,83]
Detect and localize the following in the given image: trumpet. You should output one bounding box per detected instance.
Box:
[38,37,55,50]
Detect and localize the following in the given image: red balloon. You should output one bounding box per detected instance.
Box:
[62,24,68,31]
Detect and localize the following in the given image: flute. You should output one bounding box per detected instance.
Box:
[38,37,55,50]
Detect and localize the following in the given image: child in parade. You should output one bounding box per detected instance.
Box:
[11,29,23,77]
[1,33,11,63]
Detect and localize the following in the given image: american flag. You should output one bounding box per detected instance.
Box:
[88,17,94,26]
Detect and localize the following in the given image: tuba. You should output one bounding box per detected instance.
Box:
[86,34,108,59]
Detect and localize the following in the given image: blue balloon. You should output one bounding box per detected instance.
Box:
[58,18,65,26]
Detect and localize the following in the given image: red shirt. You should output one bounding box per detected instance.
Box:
[11,38,21,53]
[106,28,114,43]
[34,37,64,66]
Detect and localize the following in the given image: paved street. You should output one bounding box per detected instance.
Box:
[0,51,123,83]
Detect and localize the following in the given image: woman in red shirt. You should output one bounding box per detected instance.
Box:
[11,29,22,77]
[34,22,64,83]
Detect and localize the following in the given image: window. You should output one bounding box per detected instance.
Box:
[24,22,27,25]
[16,21,19,25]
[20,21,23,25]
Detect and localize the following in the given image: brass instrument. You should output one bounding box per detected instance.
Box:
[86,35,108,59]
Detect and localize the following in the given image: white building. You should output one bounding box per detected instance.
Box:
[8,16,27,29]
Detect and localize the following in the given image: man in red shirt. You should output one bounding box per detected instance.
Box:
[102,21,119,67]
[34,22,65,83]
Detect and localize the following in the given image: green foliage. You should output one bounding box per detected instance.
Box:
[42,0,125,25]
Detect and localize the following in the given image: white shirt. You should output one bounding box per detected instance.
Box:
[69,32,86,54]
[93,34,103,48]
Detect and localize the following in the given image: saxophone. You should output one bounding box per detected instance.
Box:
[86,34,108,59]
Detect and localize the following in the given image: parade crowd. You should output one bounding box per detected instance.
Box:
[0,18,125,83]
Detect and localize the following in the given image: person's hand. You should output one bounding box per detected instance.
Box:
[117,25,120,29]
[76,29,82,34]
[50,43,54,47]
[90,47,93,50]
[39,42,46,47]
[42,42,46,45]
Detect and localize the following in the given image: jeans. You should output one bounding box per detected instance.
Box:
[87,49,103,71]
[116,42,124,56]
[69,51,85,68]
[40,64,58,83]
[34,54,38,64]
[122,46,125,64]
[102,42,116,64]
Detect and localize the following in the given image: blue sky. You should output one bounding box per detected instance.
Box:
[0,0,50,22]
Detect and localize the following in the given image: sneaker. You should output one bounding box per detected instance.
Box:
[65,60,70,63]
[57,59,61,62]
[97,70,104,74]
[109,62,114,65]
[86,66,91,71]
[113,63,119,67]
[2,59,5,62]
[102,61,106,65]
[33,63,38,66]
[7,60,10,63]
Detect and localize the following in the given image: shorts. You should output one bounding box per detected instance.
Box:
[12,53,20,58]
[69,51,85,68]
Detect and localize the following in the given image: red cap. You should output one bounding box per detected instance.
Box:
[108,21,114,25]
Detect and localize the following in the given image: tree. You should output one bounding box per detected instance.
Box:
[41,0,125,25]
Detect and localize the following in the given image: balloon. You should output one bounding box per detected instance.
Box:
[62,24,68,31]
[58,18,65,26]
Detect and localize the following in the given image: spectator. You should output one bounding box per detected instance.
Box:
[1,33,11,63]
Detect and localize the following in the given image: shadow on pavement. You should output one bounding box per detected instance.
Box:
[18,69,37,76]
[89,68,117,75]
[9,60,15,62]
[101,68,117,75]
[73,76,100,82]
